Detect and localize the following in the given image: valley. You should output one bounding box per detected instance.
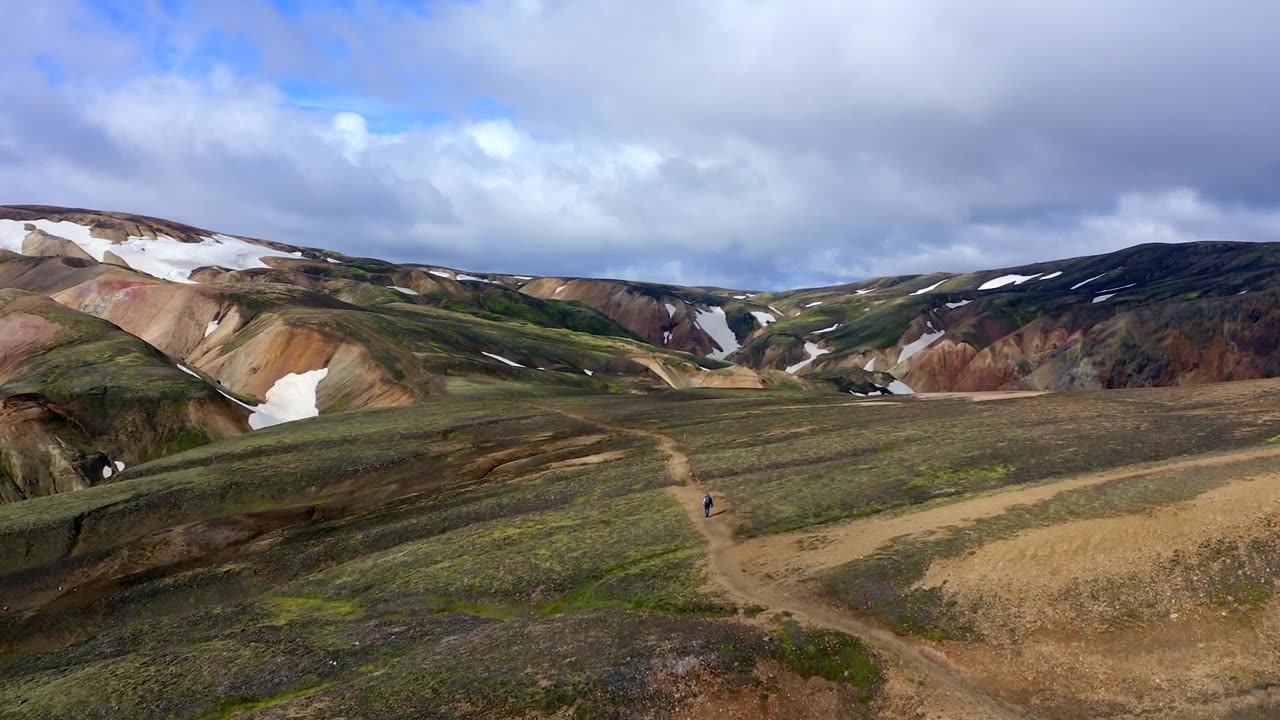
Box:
[4,206,1280,718]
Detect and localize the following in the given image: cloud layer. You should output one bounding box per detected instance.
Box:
[4,1,1280,289]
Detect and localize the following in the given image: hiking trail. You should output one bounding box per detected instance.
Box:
[537,404,1037,720]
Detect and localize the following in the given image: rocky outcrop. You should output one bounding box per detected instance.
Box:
[0,395,105,503]
[21,229,96,262]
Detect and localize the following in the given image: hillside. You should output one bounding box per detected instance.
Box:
[0,288,248,502]
[4,382,1280,718]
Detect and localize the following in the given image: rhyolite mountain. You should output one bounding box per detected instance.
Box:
[4,203,1280,499]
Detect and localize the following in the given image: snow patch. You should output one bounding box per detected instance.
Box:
[1092,293,1117,303]
[694,307,741,359]
[750,311,777,326]
[457,273,496,284]
[204,319,220,338]
[1096,283,1137,293]
[897,327,945,364]
[247,368,329,430]
[944,300,971,309]
[855,288,876,295]
[326,258,343,264]
[733,295,748,300]
[429,270,452,278]
[482,351,526,368]
[865,357,877,372]
[887,380,915,395]
[979,273,1041,290]
[512,275,534,280]
[911,278,949,296]
[786,342,831,374]
[663,330,672,344]
[554,285,568,295]
[390,285,419,295]
[811,323,841,335]
[583,369,594,376]
[0,220,295,284]
[176,364,200,379]
[664,303,678,317]
[1071,272,1108,290]
[1039,271,1063,280]
[804,301,824,308]
[102,465,113,479]
[114,460,125,472]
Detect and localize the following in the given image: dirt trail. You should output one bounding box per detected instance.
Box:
[537,405,1036,720]
[732,443,1280,582]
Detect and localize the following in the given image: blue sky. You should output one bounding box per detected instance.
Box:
[6,1,1280,288]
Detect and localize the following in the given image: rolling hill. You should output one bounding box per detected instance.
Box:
[6,204,1280,718]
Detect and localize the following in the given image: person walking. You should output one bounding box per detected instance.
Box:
[703,493,713,518]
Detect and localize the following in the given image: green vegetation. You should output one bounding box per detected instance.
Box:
[775,620,882,693]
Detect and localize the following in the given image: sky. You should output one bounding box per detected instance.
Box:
[5,1,1280,289]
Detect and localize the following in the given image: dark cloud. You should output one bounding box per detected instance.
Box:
[4,1,1280,288]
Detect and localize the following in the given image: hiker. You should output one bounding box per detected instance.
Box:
[703,493,713,518]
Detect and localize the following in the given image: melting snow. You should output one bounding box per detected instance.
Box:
[694,307,741,359]
[176,364,201,378]
[856,288,876,295]
[910,279,949,296]
[554,285,568,295]
[1092,294,1117,303]
[1071,272,1108,290]
[804,301,824,308]
[1039,271,1063,280]
[390,286,419,295]
[0,220,295,284]
[457,273,498,284]
[663,330,672,344]
[583,369,594,376]
[204,319,220,337]
[326,258,342,264]
[482,352,526,368]
[865,357,877,372]
[1096,283,1137,293]
[1238,290,1249,295]
[114,460,125,472]
[751,311,777,326]
[897,327,946,364]
[429,270,452,278]
[247,368,329,430]
[102,465,113,479]
[887,380,915,395]
[665,303,678,317]
[785,342,831,374]
[733,295,748,299]
[979,273,1041,290]
[944,300,972,309]
[811,323,841,335]
[512,275,534,280]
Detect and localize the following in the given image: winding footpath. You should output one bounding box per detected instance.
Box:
[538,404,1036,720]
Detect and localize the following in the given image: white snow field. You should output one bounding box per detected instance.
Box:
[944,300,972,309]
[865,357,877,371]
[979,273,1040,290]
[811,323,841,335]
[429,270,452,278]
[326,258,343,264]
[664,303,678,317]
[897,324,945,364]
[785,341,831,374]
[204,319,221,337]
[246,368,330,430]
[886,380,915,394]
[390,286,419,295]
[855,288,876,295]
[910,278,949,295]
[0,220,295,283]
[1039,271,1063,280]
[481,352,526,368]
[694,306,741,359]
[1092,294,1116,303]
[804,301,824,308]
[750,311,777,326]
